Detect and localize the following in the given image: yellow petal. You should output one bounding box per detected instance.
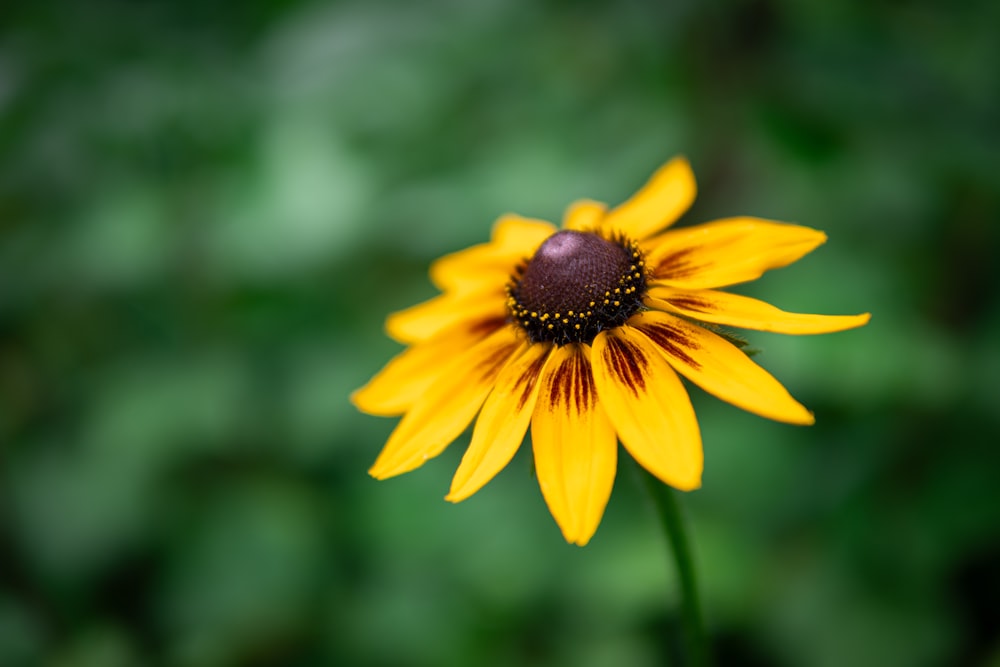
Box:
[562,199,608,232]
[385,290,507,344]
[647,286,872,334]
[591,327,703,491]
[531,344,617,546]
[446,341,553,502]
[430,253,518,294]
[491,213,558,247]
[644,218,827,289]
[352,316,508,416]
[430,214,556,292]
[600,157,697,240]
[368,327,521,479]
[629,311,815,424]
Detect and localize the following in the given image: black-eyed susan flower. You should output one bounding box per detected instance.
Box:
[353,157,869,546]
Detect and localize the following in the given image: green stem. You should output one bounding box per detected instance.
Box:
[642,469,710,667]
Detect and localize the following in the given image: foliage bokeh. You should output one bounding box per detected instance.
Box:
[2,1,999,665]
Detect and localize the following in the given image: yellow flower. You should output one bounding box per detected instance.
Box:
[352,157,870,545]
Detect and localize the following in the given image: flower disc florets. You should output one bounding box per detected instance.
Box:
[507,230,647,345]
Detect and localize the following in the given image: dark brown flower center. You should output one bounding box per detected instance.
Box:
[507,230,647,345]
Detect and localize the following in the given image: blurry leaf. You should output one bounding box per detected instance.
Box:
[203,119,371,280]
[47,625,137,667]
[158,479,325,666]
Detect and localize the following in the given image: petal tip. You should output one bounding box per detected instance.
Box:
[383,314,407,342]
[350,385,378,411]
[603,154,699,239]
[665,154,697,193]
[670,154,697,185]
[804,229,829,252]
[563,522,598,547]
[644,468,702,492]
[445,478,480,503]
[369,458,414,480]
[675,477,702,492]
[670,154,693,170]
[782,403,816,426]
[662,467,703,491]
[831,311,873,333]
[350,388,404,417]
[348,388,363,409]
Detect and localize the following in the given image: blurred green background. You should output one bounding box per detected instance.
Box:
[2,1,999,665]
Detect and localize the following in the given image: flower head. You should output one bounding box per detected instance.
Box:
[352,157,869,545]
